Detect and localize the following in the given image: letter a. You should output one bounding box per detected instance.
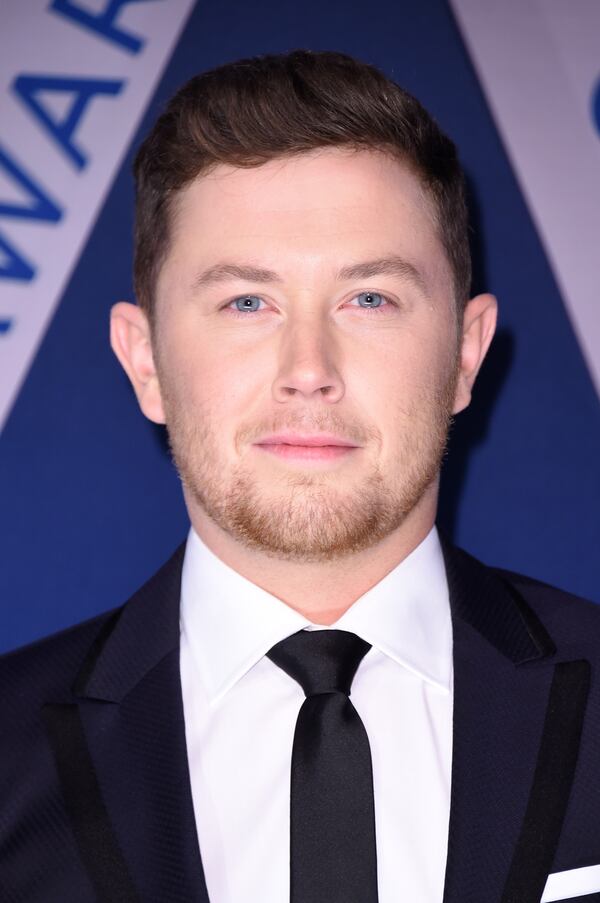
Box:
[13,75,123,170]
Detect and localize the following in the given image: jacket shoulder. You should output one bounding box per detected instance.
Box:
[0,542,186,707]
[491,564,600,652]
[0,607,122,706]
[493,564,598,612]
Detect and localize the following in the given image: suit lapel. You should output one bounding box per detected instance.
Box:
[441,542,590,903]
[44,545,210,903]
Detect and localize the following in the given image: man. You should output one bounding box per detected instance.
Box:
[1,50,599,903]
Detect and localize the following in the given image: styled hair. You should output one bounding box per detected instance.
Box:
[133,50,471,320]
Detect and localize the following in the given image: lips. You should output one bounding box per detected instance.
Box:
[253,433,359,463]
[255,433,358,448]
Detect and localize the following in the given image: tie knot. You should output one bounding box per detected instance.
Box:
[267,629,371,697]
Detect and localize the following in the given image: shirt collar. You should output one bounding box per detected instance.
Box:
[180,525,451,705]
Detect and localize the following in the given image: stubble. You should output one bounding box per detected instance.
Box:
[159,362,458,563]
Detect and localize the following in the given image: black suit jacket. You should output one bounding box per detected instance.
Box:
[1,539,600,903]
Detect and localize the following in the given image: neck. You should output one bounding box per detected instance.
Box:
[186,486,438,625]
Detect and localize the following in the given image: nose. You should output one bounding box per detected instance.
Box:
[272,317,345,404]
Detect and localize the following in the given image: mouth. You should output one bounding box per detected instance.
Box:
[253,433,360,463]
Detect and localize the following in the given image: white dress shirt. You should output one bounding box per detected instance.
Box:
[180,526,453,903]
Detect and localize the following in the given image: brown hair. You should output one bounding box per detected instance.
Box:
[133,50,471,320]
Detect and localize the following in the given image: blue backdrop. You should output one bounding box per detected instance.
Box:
[1,0,599,654]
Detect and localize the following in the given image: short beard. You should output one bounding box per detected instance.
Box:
[160,357,458,563]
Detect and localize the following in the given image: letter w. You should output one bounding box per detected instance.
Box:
[0,145,62,281]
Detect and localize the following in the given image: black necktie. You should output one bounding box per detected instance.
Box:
[267,629,379,903]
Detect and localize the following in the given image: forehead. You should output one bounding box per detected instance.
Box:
[163,148,450,289]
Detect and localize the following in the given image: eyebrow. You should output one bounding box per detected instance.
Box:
[190,255,428,295]
[337,256,428,294]
[191,263,282,292]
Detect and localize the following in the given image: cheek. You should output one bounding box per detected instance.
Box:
[353,323,446,392]
[163,329,273,433]
[347,325,456,432]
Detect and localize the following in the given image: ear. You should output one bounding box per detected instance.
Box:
[110,302,166,424]
[453,292,498,414]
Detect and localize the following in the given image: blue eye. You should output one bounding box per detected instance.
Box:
[231,295,264,312]
[353,291,387,310]
[227,292,390,315]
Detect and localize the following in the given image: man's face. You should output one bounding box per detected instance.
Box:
[139,149,472,561]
